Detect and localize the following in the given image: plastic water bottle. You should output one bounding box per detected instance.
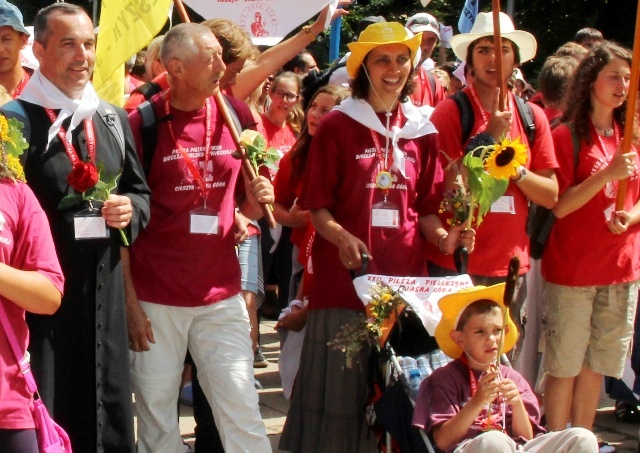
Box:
[430,351,443,370]
[416,356,433,378]
[402,356,417,382]
[409,368,422,399]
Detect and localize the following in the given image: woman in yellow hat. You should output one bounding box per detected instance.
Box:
[278,22,474,452]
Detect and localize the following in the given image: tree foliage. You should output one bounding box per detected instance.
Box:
[12,0,638,85]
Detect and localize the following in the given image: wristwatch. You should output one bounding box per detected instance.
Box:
[512,166,527,184]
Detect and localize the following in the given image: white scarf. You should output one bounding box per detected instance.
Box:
[18,70,100,149]
[335,98,437,177]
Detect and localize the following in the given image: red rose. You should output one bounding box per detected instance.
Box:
[67,161,99,193]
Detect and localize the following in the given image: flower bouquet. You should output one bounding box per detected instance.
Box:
[440,137,528,228]
[328,281,407,368]
[0,115,28,182]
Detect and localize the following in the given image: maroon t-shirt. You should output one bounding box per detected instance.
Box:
[300,108,443,311]
[128,94,247,307]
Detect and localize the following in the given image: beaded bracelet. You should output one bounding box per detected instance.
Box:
[302,25,317,40]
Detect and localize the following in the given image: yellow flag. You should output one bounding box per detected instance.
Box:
[93,0,172,106]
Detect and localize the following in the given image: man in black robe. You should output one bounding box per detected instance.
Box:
[3,4,150,452]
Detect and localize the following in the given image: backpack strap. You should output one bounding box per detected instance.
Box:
[451,91,474,145]
[513,96,536,146]
[132,81,162,101]
[2,99,30,145]
[96,100,125,160]
[426,70,437,101]
[137,99,161,178]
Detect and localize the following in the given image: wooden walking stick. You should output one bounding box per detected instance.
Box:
[615,1,640,210]
[492,0,506,111]
[172,0,277,228]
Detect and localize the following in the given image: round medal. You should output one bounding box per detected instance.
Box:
[376,171,393,190]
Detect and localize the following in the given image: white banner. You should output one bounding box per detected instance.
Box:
[353,274,473,336]
[182,0,337,46]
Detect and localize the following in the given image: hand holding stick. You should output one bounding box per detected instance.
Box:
[214,92,278,228]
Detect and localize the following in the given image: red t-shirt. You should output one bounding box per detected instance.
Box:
[128,94,245,307]
[123,72,170,113]
[257,113,297,179]
[0,181,64,429]
[301,108,444,311]
[410,66,446,108]
[542,123,640,286]
[427,86,558,276]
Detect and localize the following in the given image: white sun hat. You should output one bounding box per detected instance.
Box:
[450,11,537,64]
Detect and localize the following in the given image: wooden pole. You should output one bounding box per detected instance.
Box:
[172,0,277,227]
[492,0,506,111]
[215,92,278,228]
[615,1,640,210]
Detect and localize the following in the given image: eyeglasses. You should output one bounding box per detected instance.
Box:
[271,89,299,102]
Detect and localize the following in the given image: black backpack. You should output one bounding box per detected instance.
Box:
[527,123,580,259]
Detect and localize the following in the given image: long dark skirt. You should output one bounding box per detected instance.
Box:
[279,308,377,453]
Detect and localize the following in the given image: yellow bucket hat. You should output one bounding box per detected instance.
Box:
[434,283,518,359]
[346,22,422,79]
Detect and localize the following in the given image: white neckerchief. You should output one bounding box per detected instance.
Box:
[18,70,100,149]
[335,97,437,177]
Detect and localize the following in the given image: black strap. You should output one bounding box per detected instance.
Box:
[513,96,536,146]
[451,91,475,145]
[96,101,125,160]
[132,81,162,101]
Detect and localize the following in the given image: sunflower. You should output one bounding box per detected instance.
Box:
[484,137,528,180]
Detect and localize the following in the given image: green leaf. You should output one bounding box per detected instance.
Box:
[253,134,266,151]
[58,194,82,210]
[4,117,29,158]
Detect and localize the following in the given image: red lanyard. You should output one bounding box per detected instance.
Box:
[369,110,403,174]
[165,96,213,202]
[44,109,96,167]
[12,72,29,99]
[469,84,512,129]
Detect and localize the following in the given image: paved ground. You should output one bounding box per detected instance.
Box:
[169,320,639,452]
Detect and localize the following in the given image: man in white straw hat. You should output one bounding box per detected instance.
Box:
[425,12,559,366]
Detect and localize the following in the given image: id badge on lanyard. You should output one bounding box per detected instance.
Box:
[372,199,400,228]
[74,206,109,240]
[190,206,220,235]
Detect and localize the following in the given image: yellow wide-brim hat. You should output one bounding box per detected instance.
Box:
[434,283,518,359]
[450,11,537,64]
[346,22,422,79]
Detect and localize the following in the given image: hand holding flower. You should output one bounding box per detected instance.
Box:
[102,194,133,229]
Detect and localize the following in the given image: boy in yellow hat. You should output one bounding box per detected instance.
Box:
[412,284,598,452]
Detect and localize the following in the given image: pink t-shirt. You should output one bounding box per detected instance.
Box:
[542,123,640,286]
[412,359,545,453]
[128,95,245,307]
[427,87,558,276]
[0,180,64,429]
[300,108,443,311]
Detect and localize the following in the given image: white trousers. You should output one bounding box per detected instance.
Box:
[454,428,598,452]
[130,295,271,453]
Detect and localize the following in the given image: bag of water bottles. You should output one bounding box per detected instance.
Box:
[399,350,453,399]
